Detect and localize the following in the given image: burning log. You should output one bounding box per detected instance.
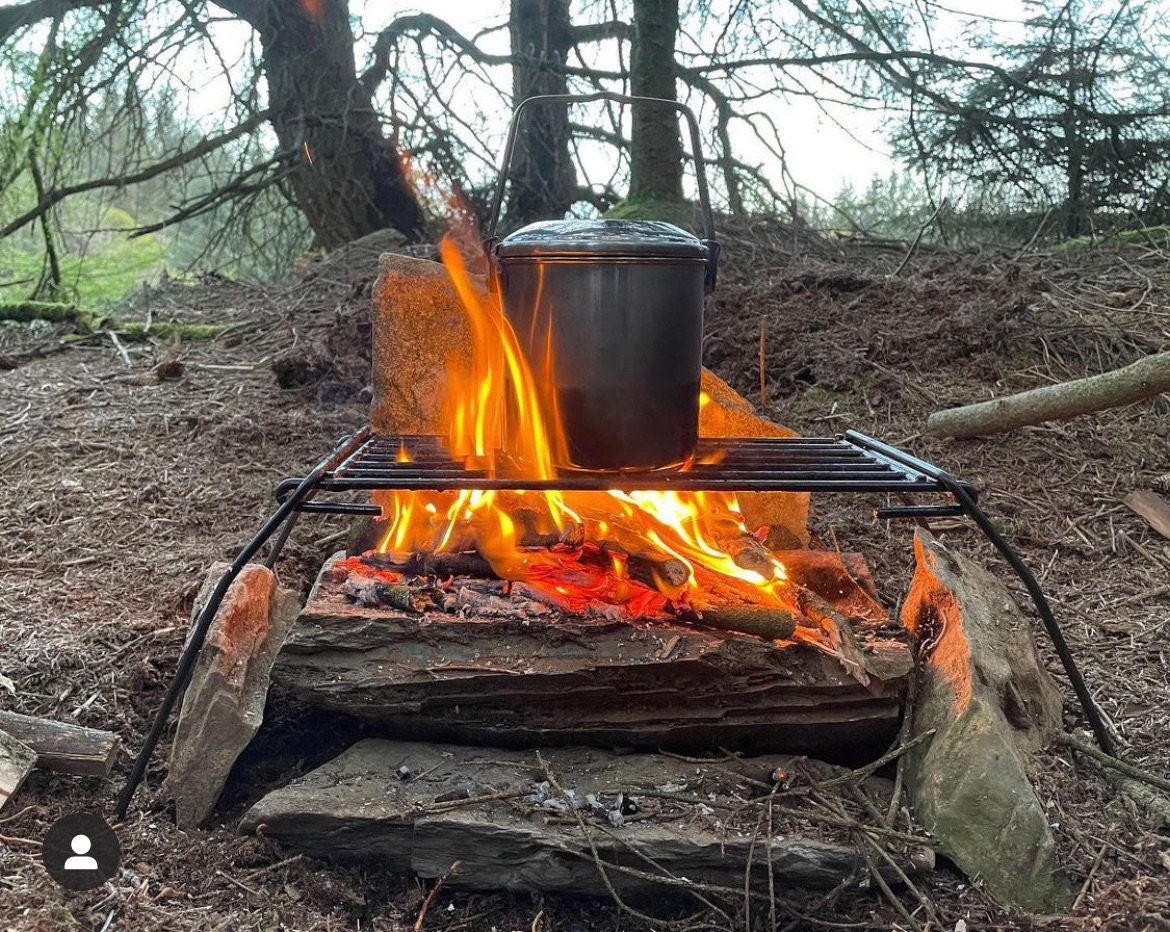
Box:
[344,575,432,613]
[628,553,690,592]
[594,541,690,594]
[723,532,778,578]
[685,604,798,641]
[366,550,496,580]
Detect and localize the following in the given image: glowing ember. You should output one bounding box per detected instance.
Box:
[375,210,789,622]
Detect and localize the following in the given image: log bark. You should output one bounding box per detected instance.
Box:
[508,0,577,224]
[240,739,931,895]
[927,350,1170,438]
[0,301,77,323]
[0,710,118,777]
[218,0,425,245]
[629,0,683,203]
[686,604,797,641]
[0,728,37,811]
[1124,489,1170,539]
[271,554,912,762]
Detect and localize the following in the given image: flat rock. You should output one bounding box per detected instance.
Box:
[270,553,912,761]
[164,562,301,829]
[370,253,808,544]
[901,531,1072,913]
[240,738,929,896]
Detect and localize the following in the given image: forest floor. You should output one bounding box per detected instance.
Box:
[1,223,1168,931]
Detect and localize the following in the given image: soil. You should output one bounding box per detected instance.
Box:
[1,222,1169,931]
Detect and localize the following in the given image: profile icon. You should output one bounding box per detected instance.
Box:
[42,813,120,891]
[64,834,99,871]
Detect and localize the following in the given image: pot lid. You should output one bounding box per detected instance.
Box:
[496,219,708,259]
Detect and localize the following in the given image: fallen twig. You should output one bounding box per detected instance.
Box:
[413,858,462,932]
[1060,732,1170,793]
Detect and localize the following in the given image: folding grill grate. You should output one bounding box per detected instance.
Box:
[271,428,978,514]
[115,425,1116,818]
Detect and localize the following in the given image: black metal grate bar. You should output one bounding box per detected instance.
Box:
[274,430,978,506]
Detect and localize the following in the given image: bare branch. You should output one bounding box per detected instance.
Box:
[0,110,271,239]
[207,0,266,29]
[362,12,625,94]
[0,0,109,42]
[573,20,630,43]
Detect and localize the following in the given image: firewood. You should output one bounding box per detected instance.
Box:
[0,710,118,778]
[628,554,690,592]
[368,550,496,579]
[790,587,877,686]
[1124,489,1170,539]
[344,575,432,613]
[687,604,798,641]
[595,541,690,594]
[926,349,1170,438]
[242,739,930,896]
[0,728,36,811]
[722,533,778,578]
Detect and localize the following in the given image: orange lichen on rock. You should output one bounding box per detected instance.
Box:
[208,564,278,674]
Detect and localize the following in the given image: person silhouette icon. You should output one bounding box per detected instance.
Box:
[63,834,99,871]
[43,812,120,890]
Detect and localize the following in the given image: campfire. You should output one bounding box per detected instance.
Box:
[345,234,847,650]
[83,93,1115,920]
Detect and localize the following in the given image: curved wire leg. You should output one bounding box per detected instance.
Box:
[938,476,1118,756]
[114,430,370,820]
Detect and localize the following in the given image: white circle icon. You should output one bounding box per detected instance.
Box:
[63,834,98,871]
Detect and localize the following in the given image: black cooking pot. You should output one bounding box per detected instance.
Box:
[485,93,719,472]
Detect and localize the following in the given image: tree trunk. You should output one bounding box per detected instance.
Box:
[507,0,577,226]
[229,0,426,247]
[1062,17,1086,239]
[629,0,683,203]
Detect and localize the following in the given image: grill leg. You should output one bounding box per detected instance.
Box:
[114,430,369,820]
[938,477,1118,756]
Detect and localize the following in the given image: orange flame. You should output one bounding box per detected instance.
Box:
[376,173,787,620]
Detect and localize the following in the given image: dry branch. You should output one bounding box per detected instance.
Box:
[927,351,1170,438]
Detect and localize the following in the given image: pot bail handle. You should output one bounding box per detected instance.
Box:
[485,92,720,294]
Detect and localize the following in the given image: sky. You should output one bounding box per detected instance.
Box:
[0,0,1038,203]
[340,0,1038,203]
